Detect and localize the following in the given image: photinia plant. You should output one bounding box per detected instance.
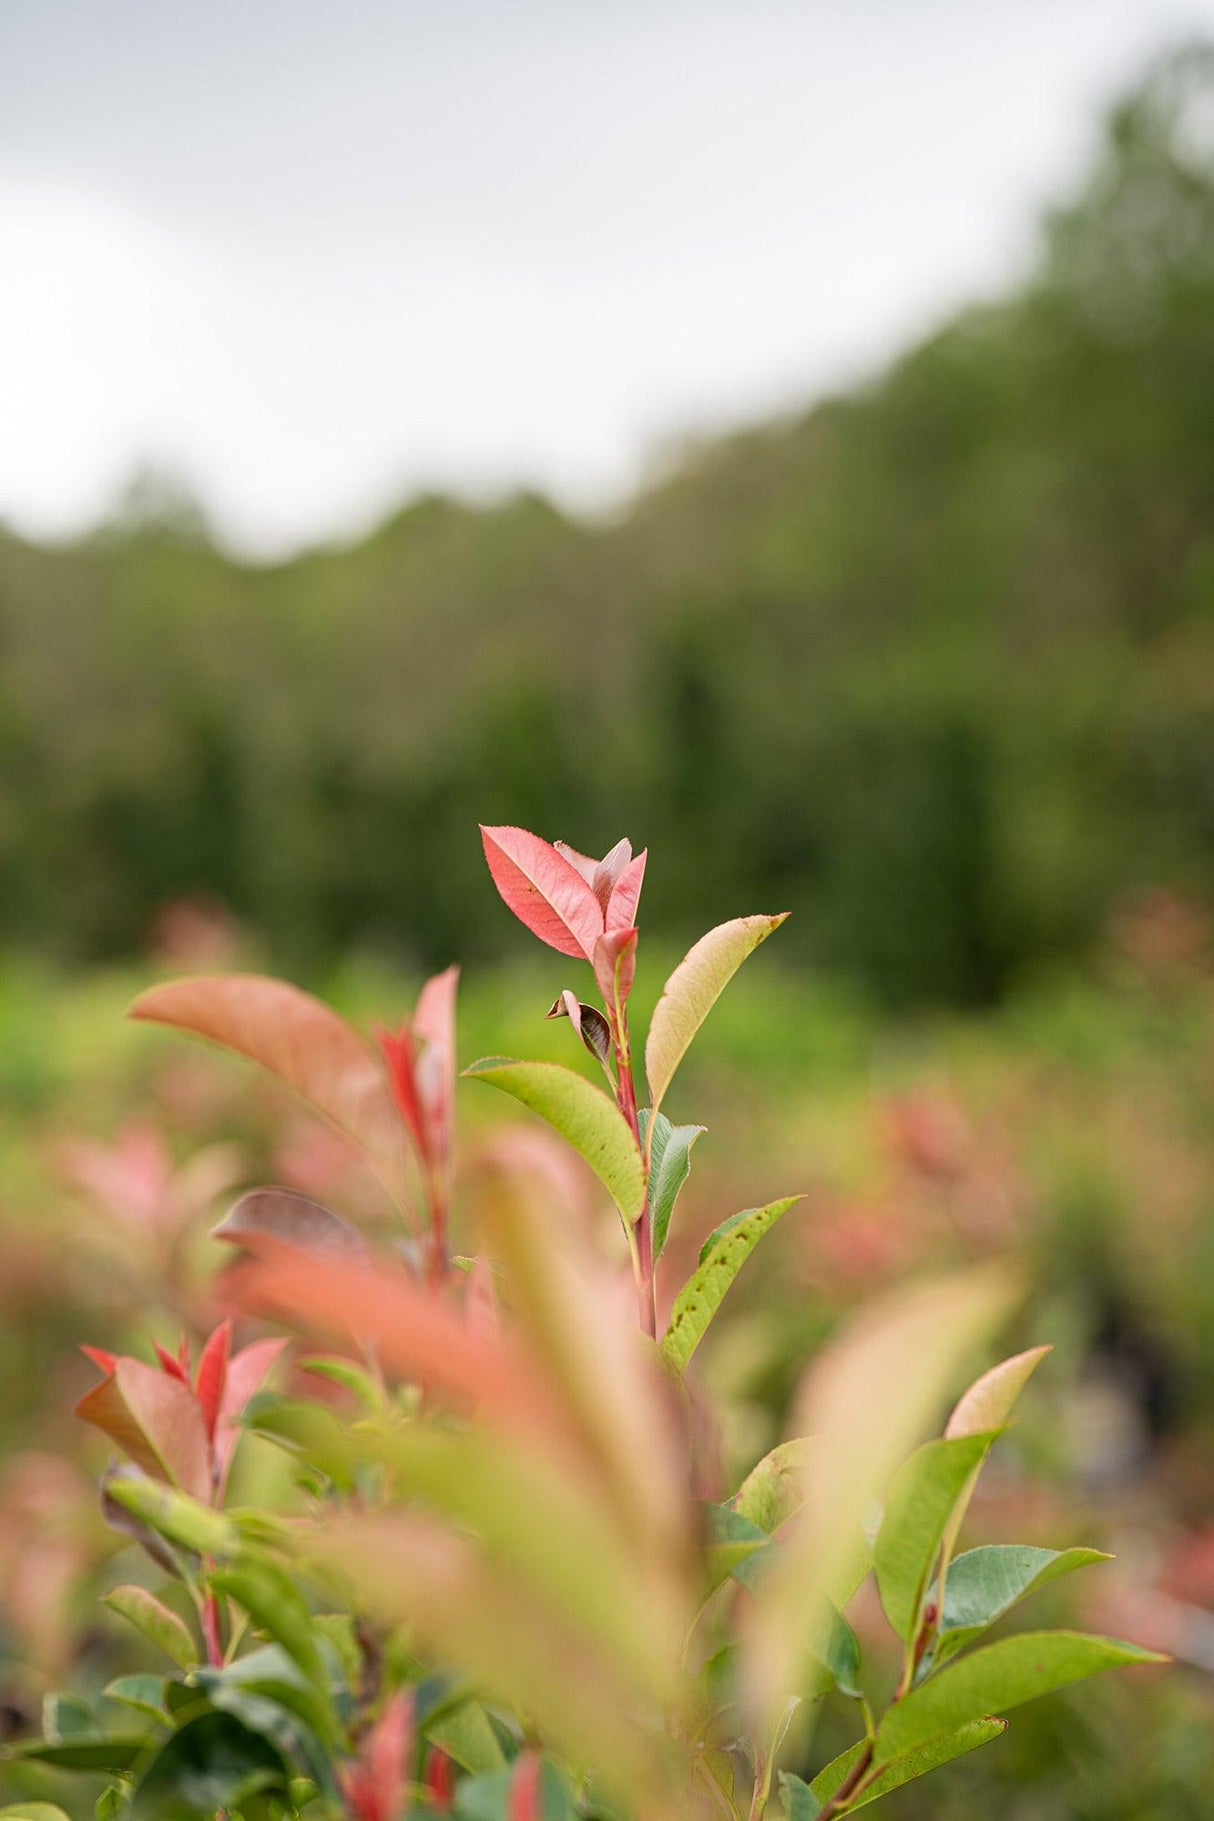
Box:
[4,826,1164,1821]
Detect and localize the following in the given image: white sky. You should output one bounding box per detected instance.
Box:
[3,0,1214,557]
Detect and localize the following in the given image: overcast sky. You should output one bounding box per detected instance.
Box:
[3,0,1213,556]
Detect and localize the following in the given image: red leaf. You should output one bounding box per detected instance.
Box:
[214,1336,288,1491]
[194,1320,232,1442]
[80,1344,118,1375]
[508,1751,543,1821]
[423,1744,457,1812]
[375,1023,428,1160]
[154,1342,190,1384]
[481,826,604,960]
[341,1690,413,1821]
[607,849,646,931]
[77,1358,211,1502]
[128,975,411,1209]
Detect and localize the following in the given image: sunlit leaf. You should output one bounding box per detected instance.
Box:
[876,1631,1165,1762]
[874,1432,997,1641]
[103,1585,196,1669]
[639,1111,706,1262]
[128,974,410,1207]
[422,1700,505,1777]
[645,913,788,1116]
[660,1197,799,1372]
[480,826,604,960]
[464,1058,645,1223]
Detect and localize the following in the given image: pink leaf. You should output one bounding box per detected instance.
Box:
[607,849,646,931]
[128,975,411,1209]
[592,837,633,914]
[593,928,638,1014]
[412,964,459,1167]
[480,826,604,960]
[341,1690,413,1821]
[224,1239,563,1445]
[214,1336,288,1491]
[552,840,598,886]
[194,1320,232,1442]
[77,1358,211,1502]
[80,1344,118,1376]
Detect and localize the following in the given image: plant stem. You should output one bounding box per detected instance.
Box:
[816,1741,874,1819]
[610,1005,657,1337]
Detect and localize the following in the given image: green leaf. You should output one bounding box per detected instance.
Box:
[422,1699,507,1775]
[777,1772,822,1819]
[805,1718,1007,1810]
[645,913,788,1116]
[816,1609,863,1701]
[104,1479,238,1559]
[454,1760,575,1820]
[703,1504,769,1590]
[8,1737,153,1774]
[104,1584,197,1669]
[463,1058,645,1222]
[127,1710,289,1820]
[209,1561,330,1699]
[660,1197,799,1372]
[933,1545,1112,1662]
[732,1437,812,1534]
[104,1677,170,1722]
[239,1393,360,1490]
[41,1695,94,1741]
[0,1805,75,1820]
[297,1355,383,1409]
[874,1432,996,1641]
[876,1631,1166,1762]
[193,1644,337,1747]
[638,1110,705,1261]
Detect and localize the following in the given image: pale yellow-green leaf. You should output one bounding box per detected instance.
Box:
[644,914,788,1118]
[464,1058,645,1222]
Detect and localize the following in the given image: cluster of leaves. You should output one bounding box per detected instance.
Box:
[5,829,1163,1820]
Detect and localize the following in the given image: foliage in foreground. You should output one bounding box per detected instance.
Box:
[5,829,1162,1819]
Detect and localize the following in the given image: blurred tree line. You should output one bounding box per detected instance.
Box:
[4,45,1214,1007]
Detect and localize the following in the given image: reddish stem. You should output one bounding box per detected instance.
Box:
[202,1588,223,1666]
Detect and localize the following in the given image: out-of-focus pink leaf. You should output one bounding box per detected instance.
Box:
[214,1336,288,1490]
[224,1239,563,1446]
[423,1744,457,1812]
[509,1751,543,1821]
[607,849,646,931]
[413,966,459,1167]
[128,975,411,1209]
[77,1358,211,1502]
[481,826,604,960]
[214,1188,369,1261]
[80,1345,118,1376]
[593,928,638,1015]
[194,1321,231,1442]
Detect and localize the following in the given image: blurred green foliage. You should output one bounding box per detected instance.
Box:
[5,46,1214,1007]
